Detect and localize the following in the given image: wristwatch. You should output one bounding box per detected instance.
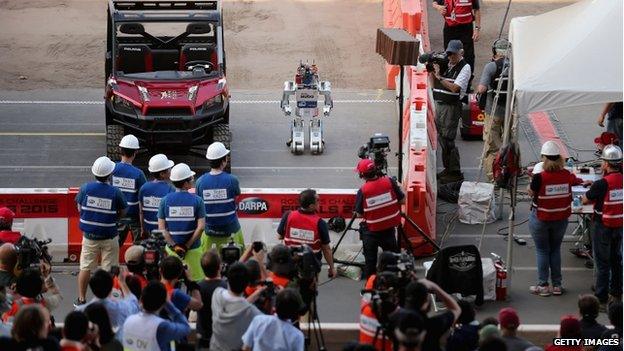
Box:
[475,25,481,30]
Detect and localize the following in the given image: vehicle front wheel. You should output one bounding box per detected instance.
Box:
[106,124,124,161]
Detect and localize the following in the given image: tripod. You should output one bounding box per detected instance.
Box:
[304,291,327,351]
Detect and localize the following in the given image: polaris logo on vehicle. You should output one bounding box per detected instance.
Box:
[189,47,207,51]
[238,197,269,214]
[123,47,142,52]
[160,90,178,99]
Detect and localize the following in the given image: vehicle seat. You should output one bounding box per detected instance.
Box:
[117,44,153,74]
[179,44,217,70]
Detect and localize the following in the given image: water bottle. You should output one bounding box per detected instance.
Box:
[566,158,574,172]
[573,196,582,211]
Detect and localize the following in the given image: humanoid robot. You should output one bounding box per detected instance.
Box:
[280,62,333,154]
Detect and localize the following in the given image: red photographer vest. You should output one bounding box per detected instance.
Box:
[444,0,474,26]
[534,170,573,221]
[361,177,402,231]
[2,297,46,323]
[284,210,322,253]
[594,172,623,228]
[359,275,393,351]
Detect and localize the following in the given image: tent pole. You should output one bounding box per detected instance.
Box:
[506,174,517,297]
[499,44,515,220]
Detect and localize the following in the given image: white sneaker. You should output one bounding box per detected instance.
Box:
[529,285,551,297]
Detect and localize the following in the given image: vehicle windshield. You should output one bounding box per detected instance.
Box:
[114,21,219,79]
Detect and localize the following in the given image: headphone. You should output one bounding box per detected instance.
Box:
[492,38,510,56]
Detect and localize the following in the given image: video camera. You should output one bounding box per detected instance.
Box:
[358,133,391,175]
[384,252,416,281]
[361,272,401,336]
[418,51,449,73]
[220,240,242,276]
[253,279,277,314]
[14,236,52,270]
[138,230,167,280]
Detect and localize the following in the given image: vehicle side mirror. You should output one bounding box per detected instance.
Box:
[119,23,145,35]
[186,22,212,35]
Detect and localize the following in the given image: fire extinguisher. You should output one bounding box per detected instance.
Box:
[492,252,507,301]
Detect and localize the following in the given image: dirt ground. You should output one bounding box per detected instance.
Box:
[0,0,575,91]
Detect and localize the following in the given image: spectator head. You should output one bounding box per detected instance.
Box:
[12,304,50,341]
[578,294,600,320]
[478,336,507,351]
[0,207,15,231]
[498,307,520,331]
[457,299,476,325]
[608,301,623,329]
[478,324,501,345]
[125,274,143,300]
[142,281,167,313]
[275,288,304,321]
[124,245,145,274]
[377,251,398,272]
[89,269,114,299]
[84,302,115,345]
[63,311,89,342]
[559,315,582,339]
[404,281,429,312]
[299,189,318,210]
[201,249,221,279]
[269,244,295,278]
[480,316,499,328]
[245,259,261,285]
[0,243,17,272]
[394,310,426,351]
[160,255,184,281]
[226,262,250,295]
[16,267,44,298]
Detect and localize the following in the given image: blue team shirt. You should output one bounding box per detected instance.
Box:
[195,172,241,234]
[112,162,147,217]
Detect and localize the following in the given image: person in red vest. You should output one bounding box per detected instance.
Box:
[527,141,578,297]
[277,188,336,278]
[583,144,623,305]
[355,159,405,278]
[0,207,21,245]
[432,0,481,89]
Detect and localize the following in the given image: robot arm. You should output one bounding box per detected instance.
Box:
[281,81,296,116]
[319,81,333,116]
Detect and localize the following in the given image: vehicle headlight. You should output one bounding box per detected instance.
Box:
[112,95,135,114]
[188,85,198,101]
[203,94,224,109]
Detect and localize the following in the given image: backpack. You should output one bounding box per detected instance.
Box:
[492,142,521,189]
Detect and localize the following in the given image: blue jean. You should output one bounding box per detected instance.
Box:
[528,210,568,286]
[592,220,623,301]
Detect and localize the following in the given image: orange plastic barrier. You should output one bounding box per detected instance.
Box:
[383,0,403,89]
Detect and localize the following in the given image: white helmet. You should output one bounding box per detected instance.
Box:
[170,163,196,182]
[601,144,623,162]
[92,156,116,177]
[206,142,230,160]
[532,162,544,174]
[540,140,561,156]
[148,154,174,173]
[119,134,140,149]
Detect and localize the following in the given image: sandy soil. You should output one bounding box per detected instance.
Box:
[0,0,576,91]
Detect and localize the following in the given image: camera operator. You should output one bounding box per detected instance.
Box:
[241,245,270,294]
[277,189,336,278]
[158,163,206,282]
[0,243,18,289]
[429,40,471,184]
[210,262,266,351]
[354,159,404,278]
[123,245,149,289]
[196,250,227,349]
[0,208,21,245]
[242,288,305,351]
[2,265,61,323]
[390,279,461,351]
[477,39,510,180]
[267,244,297,289]
[159,256,203,313]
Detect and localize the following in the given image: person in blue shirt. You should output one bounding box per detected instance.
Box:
[75,156,127,307]
[195,142,245,252]
[112,134,147,246]
[139,154,175,237]
[158,163,206,281]
[242,288,305,351]
[122,281,191,351]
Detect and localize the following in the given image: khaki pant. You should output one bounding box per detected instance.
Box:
[482,96,506,180]
[435,101,462,173]
[79,237,119,271]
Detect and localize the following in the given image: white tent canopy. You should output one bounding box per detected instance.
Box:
[509,0,623,116]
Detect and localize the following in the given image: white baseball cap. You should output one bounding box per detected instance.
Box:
[92,156,116,177]
[206,142,230,160]
[119,134,140,149]
[170,163,196,182]
[148,154,174,173]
